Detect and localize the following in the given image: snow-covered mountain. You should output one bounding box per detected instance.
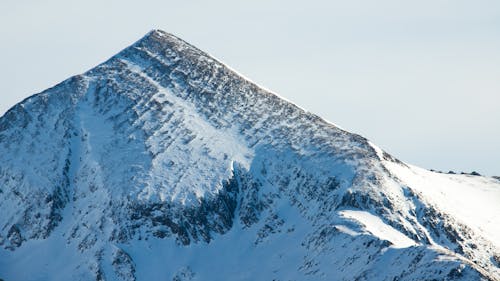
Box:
[0,29,499,281]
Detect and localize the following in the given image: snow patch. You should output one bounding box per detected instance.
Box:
[339,210,417,248]
[384,162,500,248]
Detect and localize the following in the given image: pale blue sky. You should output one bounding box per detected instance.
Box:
[1,0,499,175]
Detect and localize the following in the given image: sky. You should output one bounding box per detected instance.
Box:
[0,0,499,175]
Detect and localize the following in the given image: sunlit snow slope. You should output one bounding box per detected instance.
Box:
[0,30,499,281]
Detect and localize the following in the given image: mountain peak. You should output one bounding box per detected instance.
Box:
[148,28,169,36]
[1,31,499,281]
[146,28,176,39]
[119,29,206,63]
[137,29,188,49]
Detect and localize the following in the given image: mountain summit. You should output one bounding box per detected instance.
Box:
[0,30,499,281]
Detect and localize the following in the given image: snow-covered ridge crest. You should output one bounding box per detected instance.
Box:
[0,29,499,281]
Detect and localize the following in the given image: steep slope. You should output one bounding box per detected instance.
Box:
[0,30,499,281]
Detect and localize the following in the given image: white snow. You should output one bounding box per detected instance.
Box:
[120,58,254,204]
[339,210,417,248]
[0,29,498,281]
[385,161,500,248]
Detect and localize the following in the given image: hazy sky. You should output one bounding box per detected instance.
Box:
[1,0,499,175]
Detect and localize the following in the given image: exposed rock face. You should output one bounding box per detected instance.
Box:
[0,30,499,281]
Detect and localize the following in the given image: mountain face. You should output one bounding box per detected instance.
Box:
[0,30,499,281]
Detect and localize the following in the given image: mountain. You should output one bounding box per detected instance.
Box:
[0,29,499,281]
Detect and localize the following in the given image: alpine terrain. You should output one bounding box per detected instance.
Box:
[0,30,499,281]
